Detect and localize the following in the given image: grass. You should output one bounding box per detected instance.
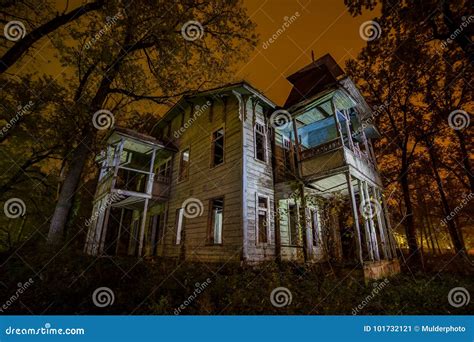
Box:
[0,247,472,315]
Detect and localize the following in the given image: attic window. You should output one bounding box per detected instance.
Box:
[255,122,266,162]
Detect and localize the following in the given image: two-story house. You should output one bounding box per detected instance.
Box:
[84,54,400,280]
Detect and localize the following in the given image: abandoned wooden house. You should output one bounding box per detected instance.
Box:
[84,54,400,279]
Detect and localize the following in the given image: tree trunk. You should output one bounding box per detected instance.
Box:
[454,129,474,193]
[426,143,466,254]
[399,151,420,263]
[47,131,94,244]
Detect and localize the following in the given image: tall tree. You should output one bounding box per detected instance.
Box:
[0,0,105,74]
[45,0,258,244]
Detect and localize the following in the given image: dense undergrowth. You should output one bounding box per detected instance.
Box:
[1,247,472,315]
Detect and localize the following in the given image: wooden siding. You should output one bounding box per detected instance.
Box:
[153,96,244,262]
[242,99,276,261]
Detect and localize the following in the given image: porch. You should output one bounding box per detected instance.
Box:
[84,127,174,257]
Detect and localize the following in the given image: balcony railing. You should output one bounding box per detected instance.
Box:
[300,138,342,160]
[152,175,170,199]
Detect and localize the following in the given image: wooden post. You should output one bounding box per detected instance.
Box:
[147,147,157,195]
[358,180,374,261]
[98,205,111,255]
[138,198,149,256]
[111,138,124,190]
[363,182,380,261]
[381,194,398,257]
[298,183,309,263]
[373,186,389,260]
[346,172,363,265]
[115,207,125,256]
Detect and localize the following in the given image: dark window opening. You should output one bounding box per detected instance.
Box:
[289,204,299,245]
[178,149,189,181]
[258,196,268,244]
[209,198,224,244]
[255,123,266,162]
[211,128,224,167]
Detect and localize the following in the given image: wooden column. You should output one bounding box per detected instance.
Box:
[115,207,125,256]
[298,183,309,263]
[381,193,398,257]
[358,180,374,261]
[363,182,380,261]
[346,172,363,265]
[373,186,389,260]
[138,198,149,256]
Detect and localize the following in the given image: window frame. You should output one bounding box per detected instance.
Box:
[256,194,270,245]
[254,121,267,163]
[156,157,172,181]
[208,197,224,245]
[210,126,225,168]
[288,202,299,246]
[178,148,190,182]
[175,208,184,244]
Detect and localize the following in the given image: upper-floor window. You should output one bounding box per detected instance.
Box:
[156,158,171,181]
[257,196,269,244]
[209,197,224,244]
[178,148,189,181]
[211,128,224,167]
[255,122,266,162]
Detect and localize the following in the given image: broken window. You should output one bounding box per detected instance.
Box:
[148,214,162,255]
[178,149,189,181]
[156,158,171,181]
[255,122,266,162]
[310,209,320,246]
[211,128,225,167]
[288,204,299,245]
[209,198,224,244]
[257,196,269,244]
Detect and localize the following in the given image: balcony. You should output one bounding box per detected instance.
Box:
[95,127,174,202]
[280,88,382,187]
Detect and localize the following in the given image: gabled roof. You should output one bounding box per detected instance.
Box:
[155,81,276,129]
